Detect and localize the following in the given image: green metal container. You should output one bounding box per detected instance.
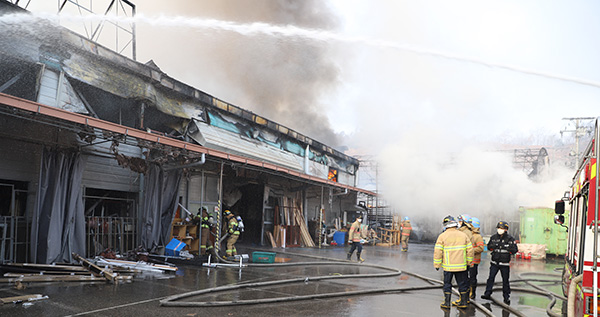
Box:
[519,207,568,255]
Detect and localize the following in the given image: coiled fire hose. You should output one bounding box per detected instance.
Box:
[161,249,565,317]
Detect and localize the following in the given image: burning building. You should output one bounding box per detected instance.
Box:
[0,1,374,264]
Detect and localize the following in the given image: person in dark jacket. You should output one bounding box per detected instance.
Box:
[481,221,518,304]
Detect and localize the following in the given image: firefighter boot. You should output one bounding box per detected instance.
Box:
[470,285,476,300]
[452,292,469,309]
[346,252,352,261]
[357,252,365,262]
[440,292,452,309]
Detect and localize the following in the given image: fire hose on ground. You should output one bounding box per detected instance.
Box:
[160,249,566,317]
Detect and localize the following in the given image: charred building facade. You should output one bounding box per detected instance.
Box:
[0,2,373,263]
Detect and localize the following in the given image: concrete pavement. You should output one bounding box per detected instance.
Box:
[0,243,565,316]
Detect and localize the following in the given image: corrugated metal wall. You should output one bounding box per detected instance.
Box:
[82,142,141,192]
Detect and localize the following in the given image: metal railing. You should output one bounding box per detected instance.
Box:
[86,216,137,257]
[0,216,28,264]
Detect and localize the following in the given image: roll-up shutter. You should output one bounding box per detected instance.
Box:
[82,142,141,192]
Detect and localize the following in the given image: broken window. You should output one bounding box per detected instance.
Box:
[328,167,338,182]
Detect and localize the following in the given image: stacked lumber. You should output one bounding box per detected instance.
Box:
[293,206,315,247]
[267,196,315,248]
[273,225,286,247]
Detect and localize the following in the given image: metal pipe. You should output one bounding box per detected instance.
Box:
[595,117,600,317]
[216,162,224,255]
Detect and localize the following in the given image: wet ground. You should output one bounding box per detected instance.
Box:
[0,243,565,316]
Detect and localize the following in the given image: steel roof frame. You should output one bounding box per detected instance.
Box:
[0,92,375,196]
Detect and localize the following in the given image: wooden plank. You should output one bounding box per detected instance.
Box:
[0,294,47,305]
[1,263,88,272]
[72,253,117,283]
[266,232,277,248]
[0,275,106,283]
[4,272,89,277]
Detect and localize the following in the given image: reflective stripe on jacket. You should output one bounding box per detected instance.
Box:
[401,220,412,236]
[228,217,240,235]
[434,227,473,272]
[349,220,363,242]
[471,228,484,264]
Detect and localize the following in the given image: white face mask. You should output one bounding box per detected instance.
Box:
[358,218,362,223]
[497,228,506,235]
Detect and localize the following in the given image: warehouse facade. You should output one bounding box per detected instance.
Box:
[0,2,374,263]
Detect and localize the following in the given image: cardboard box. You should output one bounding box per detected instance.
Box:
[165,238,187,257]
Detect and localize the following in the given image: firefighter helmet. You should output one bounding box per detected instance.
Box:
[403,216,409,221]
[496,221,509,229]
[457,214,471,223]
[224,210,233,218]
[443,215,458,228]
[471,217,480,229]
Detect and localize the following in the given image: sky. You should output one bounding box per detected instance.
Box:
[17,0,600,222]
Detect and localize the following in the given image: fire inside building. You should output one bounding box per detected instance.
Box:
[0,1,378,264]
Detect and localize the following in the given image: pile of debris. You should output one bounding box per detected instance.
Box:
[0,252,177,290]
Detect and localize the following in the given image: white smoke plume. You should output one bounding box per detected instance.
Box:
[375,127,574,239]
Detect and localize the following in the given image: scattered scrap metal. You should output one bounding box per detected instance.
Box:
[0,252,178,290]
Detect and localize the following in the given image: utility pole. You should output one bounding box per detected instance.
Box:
[561,117,595,168]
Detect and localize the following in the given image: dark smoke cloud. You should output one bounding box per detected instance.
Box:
[136,1,343,148]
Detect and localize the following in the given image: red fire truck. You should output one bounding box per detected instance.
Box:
[555,118,600,317]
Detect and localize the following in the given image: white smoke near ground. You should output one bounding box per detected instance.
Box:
[375,127,574,240]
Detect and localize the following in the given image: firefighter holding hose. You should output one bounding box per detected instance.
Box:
[223,210,243,259]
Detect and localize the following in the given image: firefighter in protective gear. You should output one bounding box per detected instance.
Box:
[481,221,518,305]
[195,207,213,255]
[236,216,245,232]
[456,214,475,304]
[434,215,473,310]
[347,215,366,262]
[223,210,241,257]
[400,216,412,251]
[469,217,485,299]
[457,214,474,241]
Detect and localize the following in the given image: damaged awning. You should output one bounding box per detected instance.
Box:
[0,92,376,195]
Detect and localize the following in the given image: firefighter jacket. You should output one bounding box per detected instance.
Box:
[434,227,473,272]
[401,220,412,237]
[226,216,240,235]
[471,228,485,264]
[349,220,364,242]
[459,225,473,243]
[200,209,210,229]
[487,232,517,266]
